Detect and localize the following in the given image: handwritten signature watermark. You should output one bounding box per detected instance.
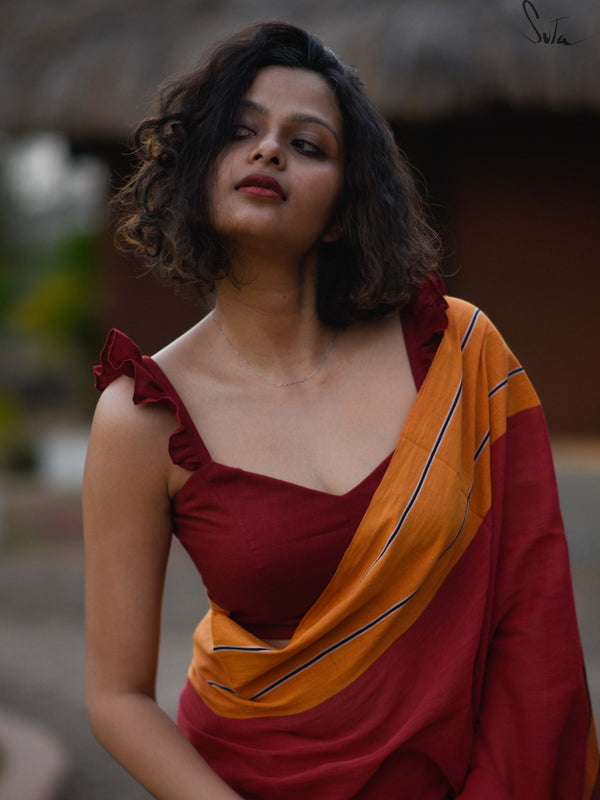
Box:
[521,1,586,45]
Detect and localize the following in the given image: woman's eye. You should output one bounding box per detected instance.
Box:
[233,125,254,139]
[293,139,323,157]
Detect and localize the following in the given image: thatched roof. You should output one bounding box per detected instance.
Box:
[2,0,599,140]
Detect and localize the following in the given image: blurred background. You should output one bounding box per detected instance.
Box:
[0,1,598,798]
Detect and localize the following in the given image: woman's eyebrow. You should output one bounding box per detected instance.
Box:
[240,99,340,143]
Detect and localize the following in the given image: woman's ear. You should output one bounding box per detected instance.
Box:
[321,221,342,243]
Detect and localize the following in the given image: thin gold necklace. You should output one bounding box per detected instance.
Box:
[212,311,336,388]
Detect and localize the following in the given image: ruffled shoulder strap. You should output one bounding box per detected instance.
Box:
[401,272,449,390]
[93,329,209,471]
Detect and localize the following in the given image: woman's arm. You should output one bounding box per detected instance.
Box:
[83,376,243,800]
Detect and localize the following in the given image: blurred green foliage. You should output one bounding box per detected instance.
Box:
[0,393,33,471]
[3,231,102,356]
[0,230,104,469]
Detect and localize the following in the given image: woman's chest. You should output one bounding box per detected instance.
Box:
[187,350,416,495]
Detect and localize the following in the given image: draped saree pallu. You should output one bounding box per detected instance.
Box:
[179,298,599,800]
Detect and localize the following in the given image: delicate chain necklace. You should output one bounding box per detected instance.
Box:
[211,311,336,388]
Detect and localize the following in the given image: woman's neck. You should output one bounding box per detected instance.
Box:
[212,258,335,385]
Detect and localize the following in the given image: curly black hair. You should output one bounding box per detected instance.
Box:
[112,21,440,327]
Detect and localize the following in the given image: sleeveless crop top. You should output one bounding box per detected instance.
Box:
[94,275,448,639]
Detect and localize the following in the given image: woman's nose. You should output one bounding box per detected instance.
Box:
[249,134,284,167]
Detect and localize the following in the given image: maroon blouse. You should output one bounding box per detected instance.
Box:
[94,276,448,638]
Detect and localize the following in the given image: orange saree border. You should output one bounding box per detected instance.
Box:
[584,715,600,799]
[187,298,541,719]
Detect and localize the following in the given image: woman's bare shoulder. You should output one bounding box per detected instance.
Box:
[88,375,177,482]
[87,324,212,497]
[93,318,207,425]
[93,374,171,433]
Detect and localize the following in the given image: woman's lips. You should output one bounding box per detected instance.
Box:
[236,173,285,200]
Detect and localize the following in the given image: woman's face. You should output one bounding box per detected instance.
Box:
[210,65,344,263]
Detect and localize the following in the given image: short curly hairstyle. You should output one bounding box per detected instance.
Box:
[112,21,440,327]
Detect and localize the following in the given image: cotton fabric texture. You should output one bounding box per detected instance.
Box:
[94,291,599,800]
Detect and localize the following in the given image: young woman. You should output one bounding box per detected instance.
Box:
[83,21,599,800]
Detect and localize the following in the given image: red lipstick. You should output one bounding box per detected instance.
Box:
[236,173,285,200]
